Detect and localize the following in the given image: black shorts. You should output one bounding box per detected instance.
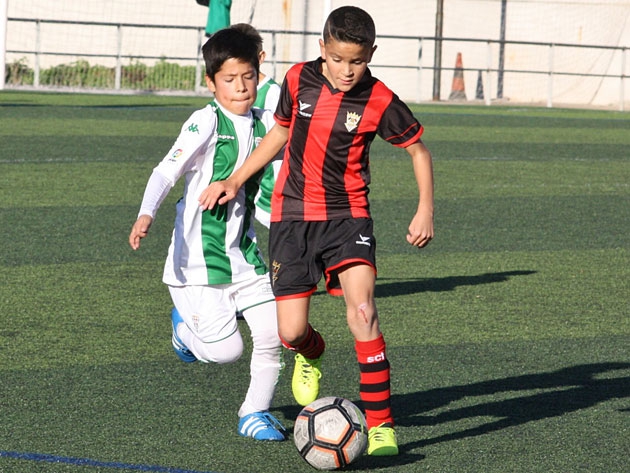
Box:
[268,218,376,298]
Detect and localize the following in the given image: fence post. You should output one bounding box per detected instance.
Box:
[417,38,423,103]
[195,27,204,94]
[620,47,626,113]
[0,0,7,90]
[485,41,492,106]
[547,44,554,108]
[114,24,122,90]
[271,31,277,82]
[34,19,40,87]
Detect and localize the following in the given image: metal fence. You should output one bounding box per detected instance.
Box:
[3,17,628,111]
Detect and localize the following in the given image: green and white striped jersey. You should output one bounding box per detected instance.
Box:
[139,100,275,286]
[253,75,282,227]
[254,75,281,112]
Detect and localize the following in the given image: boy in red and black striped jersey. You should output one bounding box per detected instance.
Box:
[200,6,434,456]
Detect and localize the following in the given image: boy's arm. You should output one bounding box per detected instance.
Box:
[129,107,213,250]
[129,214,153,250]
[128,169,174,250]
[405,140,434,248]
[198,123,289,210]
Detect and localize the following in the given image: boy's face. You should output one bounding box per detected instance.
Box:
[319,38,376,92]
[205,58,258,116]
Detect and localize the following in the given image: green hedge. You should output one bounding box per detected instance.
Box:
[5,57,201,90]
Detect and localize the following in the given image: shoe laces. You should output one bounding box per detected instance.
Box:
[369,424,395,442]
[297,356,321,381]
[254,412,286,432]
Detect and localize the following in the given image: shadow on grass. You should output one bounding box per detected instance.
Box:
[312,270,537,298]
[276,362,629,469]
[375,270,537,297]
[391,362,630,461]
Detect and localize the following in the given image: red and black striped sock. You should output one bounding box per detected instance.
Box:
[280,323,325,359]
[355,334,394,429]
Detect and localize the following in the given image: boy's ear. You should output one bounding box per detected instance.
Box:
[259,50,266,65]
[205,74,216,93]
[318,39,326,59]
[367,45,377,63]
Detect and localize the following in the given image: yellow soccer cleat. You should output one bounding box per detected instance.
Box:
[368,423,399,456]
[292,353,322,406]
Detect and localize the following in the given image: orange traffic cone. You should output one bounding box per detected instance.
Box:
[448,52,466,101]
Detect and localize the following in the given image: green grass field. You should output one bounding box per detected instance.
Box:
[1,91,628,473]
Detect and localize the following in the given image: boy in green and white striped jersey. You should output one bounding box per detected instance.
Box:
[128,27,286,442]
[231,23,282,228]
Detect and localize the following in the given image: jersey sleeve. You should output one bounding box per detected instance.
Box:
[138,107,216,217]
[153,107,216,180]
[377,92,424,148]
[274,64,302,127]
[137,169,173,218]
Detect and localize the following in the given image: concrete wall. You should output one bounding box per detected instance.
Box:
[6,0,630,107]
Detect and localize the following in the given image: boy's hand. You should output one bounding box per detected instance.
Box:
[129,215,153,250]
[407,209,434,248]
[198,178,239,210]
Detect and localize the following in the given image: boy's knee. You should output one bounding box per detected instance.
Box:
[349,302,375,324]
[196,332,244,364]
[278,329,305,350]
[251,329,282,351]
[198,344,242,364]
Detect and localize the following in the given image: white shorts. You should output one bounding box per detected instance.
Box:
[168,274,274,343]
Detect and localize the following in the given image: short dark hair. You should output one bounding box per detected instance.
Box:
[322,6,375,46]
[230,23,264,55]
[201,27,260,80]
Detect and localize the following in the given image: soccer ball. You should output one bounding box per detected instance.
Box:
[293,396,368,470]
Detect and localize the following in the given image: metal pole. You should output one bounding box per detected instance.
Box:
[432,0,443,101]
[620,47,626,113]
[34,19,40,87]
[0,0,8,90]
[485,41,492,106]
[114,24,122,90]
[547,44,554,108]
[417,38,423,103]
[498,0,507,99]
[195,27,204,94]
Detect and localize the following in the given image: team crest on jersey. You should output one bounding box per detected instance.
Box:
[345,111,361,132]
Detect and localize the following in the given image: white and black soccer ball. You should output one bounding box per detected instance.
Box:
[293,396,368,470]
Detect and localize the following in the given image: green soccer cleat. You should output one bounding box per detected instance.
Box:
[292,353,322,406]
[368,423,399,456]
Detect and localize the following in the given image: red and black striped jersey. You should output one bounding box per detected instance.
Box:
[271,58,424,222]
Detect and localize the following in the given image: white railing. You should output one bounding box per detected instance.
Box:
[3,17,628,110]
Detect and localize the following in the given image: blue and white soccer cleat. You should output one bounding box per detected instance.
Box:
[238,412,287,441]
[170,308,197,363]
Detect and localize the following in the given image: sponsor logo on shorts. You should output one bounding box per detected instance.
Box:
[355,234,371,247]
[187,123,199,133]
[271,260,281,285]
